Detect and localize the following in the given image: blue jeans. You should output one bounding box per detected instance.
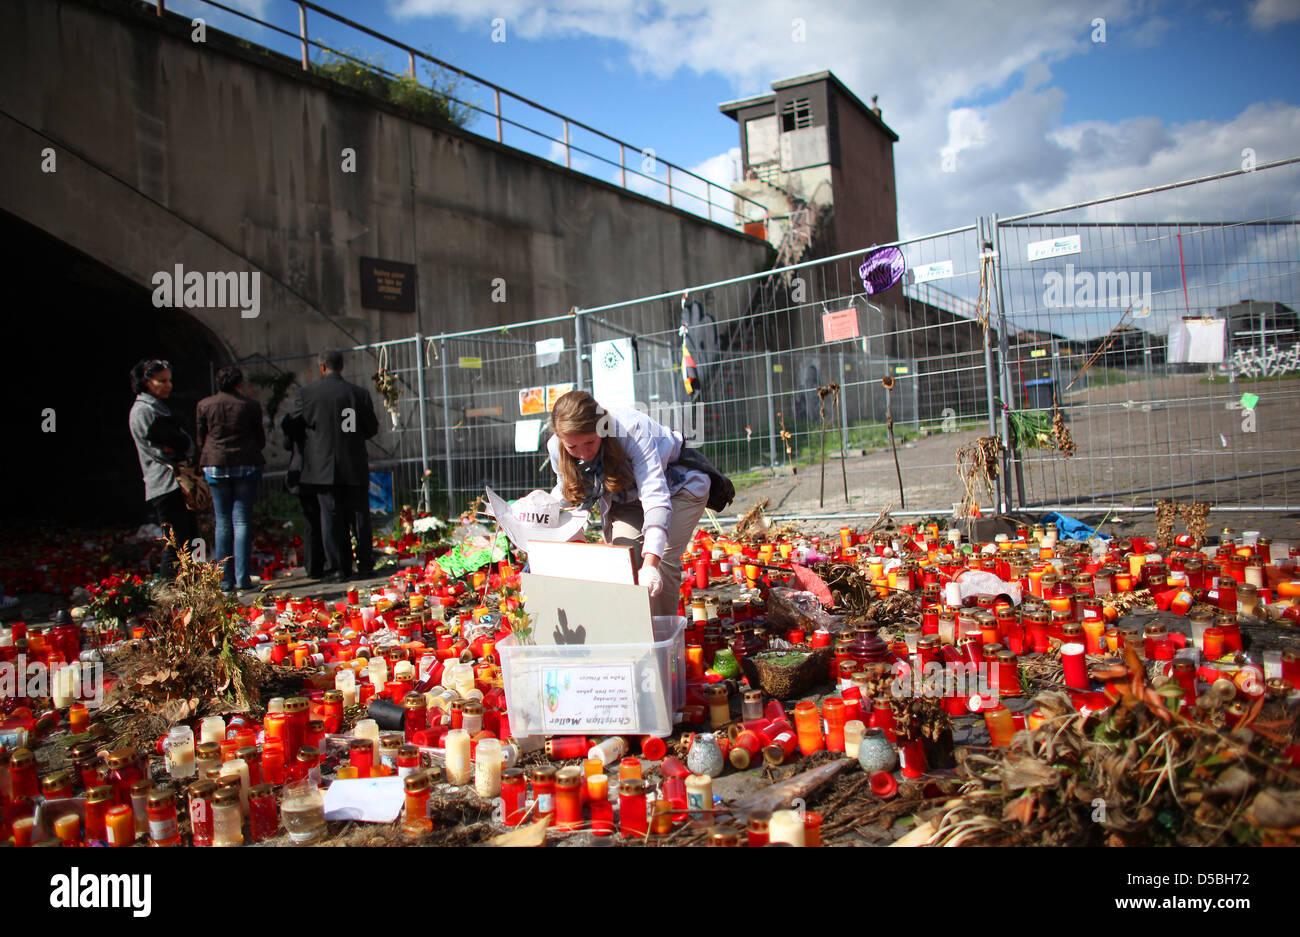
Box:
[205,466,261,588]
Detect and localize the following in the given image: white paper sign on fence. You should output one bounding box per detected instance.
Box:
[911,260,954,283]
[540,664,637,733]
[514,419,543,453]
[1027,235,1081,261]
[591,337,635,409]
[535,338,565,367]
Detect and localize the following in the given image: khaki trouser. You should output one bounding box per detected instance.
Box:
[607,488,709,618]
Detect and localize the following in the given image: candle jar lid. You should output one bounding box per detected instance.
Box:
[398,744,419,759]
[86,784,114,804]
[213,786,241,806]
[41,768,74,792]
[708,828,741,846]
[237,746,259,762]
[130,778,152,796]
[1236,582,1258,598]
[404,772,431,794]
[704,683,728,699]
[556,766,583,787]
[296,746,319,763]
[502,767,525,783]
[249,783,273,799]
[196,741,220,757]
[994,649,1018,663]
[147,787,175,807]
[531,765,557,783]
[619,778,647,796]
[463,701,484,715]
[283,697,309,714]
[403,693,426,709]
[747,810,771,831]
[188,779,217,798]
[323,690,343,704]
[380,733,404,748]
[106,747,136,769]
[1144,623,1167,636]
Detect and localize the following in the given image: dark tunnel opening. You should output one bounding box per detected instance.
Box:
[2,209,230,525]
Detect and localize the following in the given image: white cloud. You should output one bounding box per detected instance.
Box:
[1249,0,1300,29]
[385,0,1300,242]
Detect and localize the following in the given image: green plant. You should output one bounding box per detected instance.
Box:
[312,49,473,128]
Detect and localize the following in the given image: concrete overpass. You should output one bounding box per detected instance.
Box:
[0,0,769,520]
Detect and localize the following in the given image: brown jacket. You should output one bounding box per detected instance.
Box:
[196,391,265,467]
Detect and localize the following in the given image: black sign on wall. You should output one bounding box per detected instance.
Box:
[359,257,417,313]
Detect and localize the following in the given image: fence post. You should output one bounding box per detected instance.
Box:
[572,308,586,391]
[989,214,1022,510]
[980,244,1001,511]
[910,358,920,429]
[413,333,431,512]
[439,338,454,511]
[297,2,308,71]
[765,350,777,467]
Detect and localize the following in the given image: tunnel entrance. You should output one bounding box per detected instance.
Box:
[2,209,230,525]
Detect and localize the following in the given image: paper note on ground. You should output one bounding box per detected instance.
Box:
[323,776,406,823]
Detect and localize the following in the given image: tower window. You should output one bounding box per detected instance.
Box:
[780,98,812,132]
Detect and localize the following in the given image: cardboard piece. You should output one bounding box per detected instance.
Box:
[525,539,635,584]
[521,572,653,645]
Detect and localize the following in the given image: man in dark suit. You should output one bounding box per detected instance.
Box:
[284,350,379,581]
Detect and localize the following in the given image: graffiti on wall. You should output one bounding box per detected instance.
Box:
[1228,345,1300,379]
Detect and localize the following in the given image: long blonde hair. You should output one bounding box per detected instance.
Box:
[551,391,635,506]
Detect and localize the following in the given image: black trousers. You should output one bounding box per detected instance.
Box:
[310,483,372,577]
[148,488,198,580]
[297,487,325,578]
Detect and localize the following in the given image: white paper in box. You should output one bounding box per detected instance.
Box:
[498,615,686,737]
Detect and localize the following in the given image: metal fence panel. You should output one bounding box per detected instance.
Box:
[993,158,1300,511]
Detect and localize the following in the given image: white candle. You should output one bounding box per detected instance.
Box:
[445,729,471,785]
[220,758,250,815]
[393,660,415,682]
[769,809,806,846]
[164,726,196,780]
[454,665,476,698]
[368,657,388,692]
[51,664,78,709]
[843,720,866,760]
[266,698,285,714]
[474,738,503,797]
[199,716,226,745]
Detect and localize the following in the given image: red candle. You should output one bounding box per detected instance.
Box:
[618,779,649,838]
[822,698,847,753]
[1061,642,1088,690]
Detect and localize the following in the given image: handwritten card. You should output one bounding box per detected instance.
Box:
[541,664,637,733]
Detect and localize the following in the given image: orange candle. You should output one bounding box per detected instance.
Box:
[984,704,1015,747]
[105,805,134,847]
[588,773,609,801]
[54,813,81,845]
[1082,619,1105,655]
[68,704,89,735]
[1028,567,1046,598]
[793,701,824,755]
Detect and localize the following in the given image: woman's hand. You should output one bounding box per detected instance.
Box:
[639,554,663,598]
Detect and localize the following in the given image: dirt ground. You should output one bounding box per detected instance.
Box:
[726,372,1300,543]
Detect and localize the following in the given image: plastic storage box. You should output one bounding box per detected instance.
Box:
[498,615,685,738]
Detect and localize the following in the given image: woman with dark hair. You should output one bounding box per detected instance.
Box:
[128,358,197,579]
[196,365,265,592]
[547,390,726,617]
